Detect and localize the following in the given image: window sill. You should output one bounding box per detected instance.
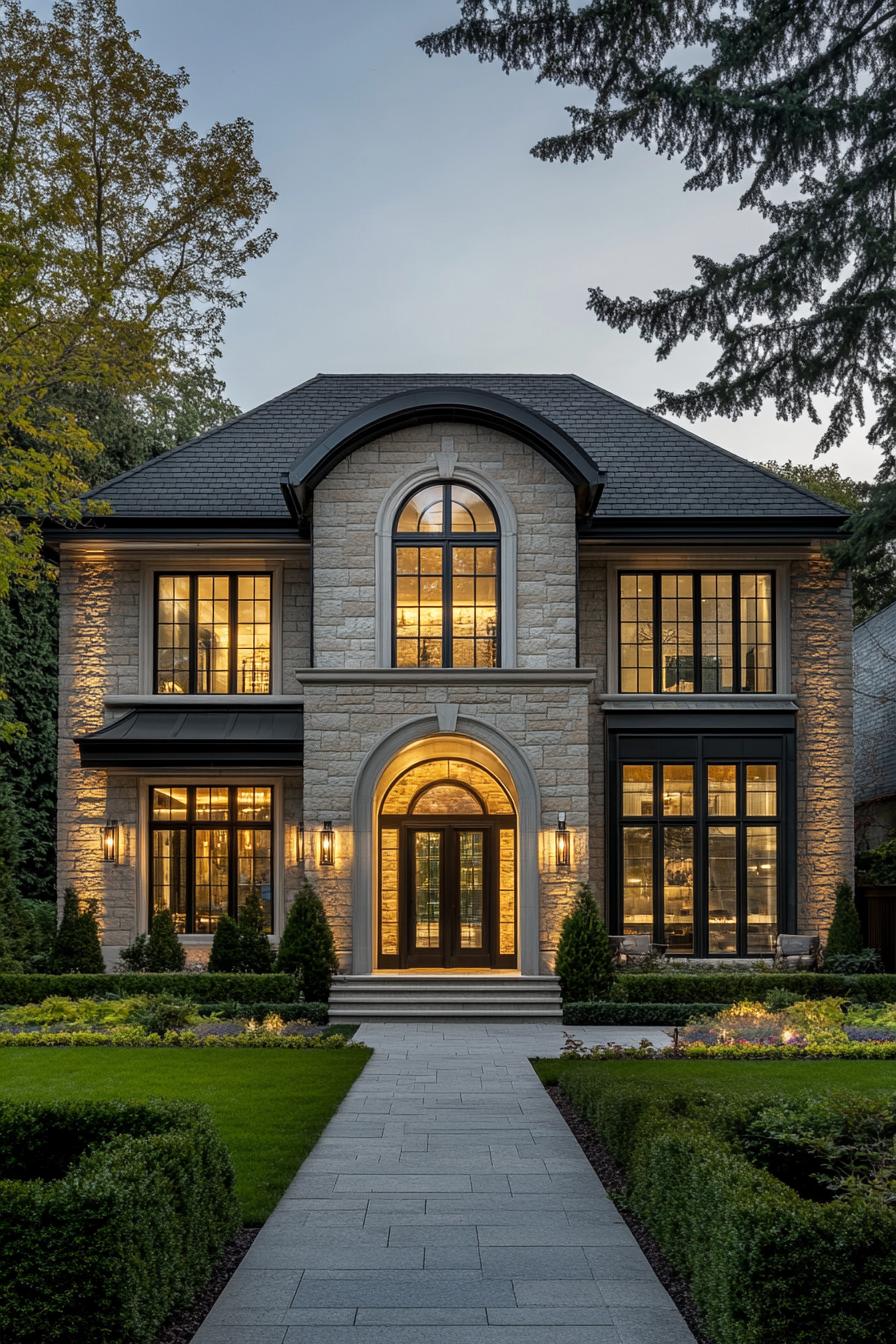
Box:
[106,693,302,708]
[600,693,796,711]
[297,668,598,686]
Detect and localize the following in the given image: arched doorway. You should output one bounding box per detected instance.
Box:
[377,755,517,969]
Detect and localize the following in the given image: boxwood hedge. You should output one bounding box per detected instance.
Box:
[0,1099,239,1344]
[564,1001,725,1025]
[610,972,896,1004]
[560,1072,896,1344]
[0,972,301,1004]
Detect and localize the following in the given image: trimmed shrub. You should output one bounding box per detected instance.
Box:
[208,915,242,973]
[195,1000,329,1024]
[237,888,275,973]
[824,949,883,975]
[554,883,614,1002]
[825,880,863,957]
[144,911,187,972]
[564,1000,725,1026]
[611,971,896,1003]
[50,888,104,974]
[560,1073,896,1343]
[276,879,339,1001]
[0,973,299,1004]
[0,1098,239,1343]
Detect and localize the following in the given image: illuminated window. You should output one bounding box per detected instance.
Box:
[618,572,774,693]
[155,573,271,694]
[393,483,498,668]
[150,785,273,934]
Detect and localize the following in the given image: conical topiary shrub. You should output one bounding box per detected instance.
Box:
[276,878,339,1001]
[554,882,614,1002]
[208,914,242,972]
[146,908,186,971]
[50,887,105,974]
[825,879,863,957]
[237,887,275,972]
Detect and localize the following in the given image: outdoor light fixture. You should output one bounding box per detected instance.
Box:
[296,823,305,865]
[100,820,119,865]
[319,821,335,866]
[555,812,570,868]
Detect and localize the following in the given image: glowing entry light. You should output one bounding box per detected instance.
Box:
[319,821,335,866]
[100,820,120,865]
[555,812,570,869]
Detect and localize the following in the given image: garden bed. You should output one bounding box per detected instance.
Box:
[0,1098,239,1344]
[533,1060,896,1344]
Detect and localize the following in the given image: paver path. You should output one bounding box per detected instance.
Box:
[194,1023,695,1344]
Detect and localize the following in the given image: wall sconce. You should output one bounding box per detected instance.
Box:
[295,823,305,866]
[555,812,570,869]
[100,820,120,865]
[319,821,335,866]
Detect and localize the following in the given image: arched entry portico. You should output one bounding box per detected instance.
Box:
[350,716,541,975]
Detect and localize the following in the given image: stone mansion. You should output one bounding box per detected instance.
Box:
[49,375,853,987]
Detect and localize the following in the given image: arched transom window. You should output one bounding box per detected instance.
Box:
[393,482,499,668]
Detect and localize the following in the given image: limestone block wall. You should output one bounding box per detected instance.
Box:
[578,547,608,913]
[300,679,591,972]
[311,421,578,670]
[791,548,854,934]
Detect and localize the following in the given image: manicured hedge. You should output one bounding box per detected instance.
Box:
[0,1099,239,1344]
[0,972,300,1005]
[564,1001,725,1026]
[610,972,896,1004]
[561,1073,896,1344]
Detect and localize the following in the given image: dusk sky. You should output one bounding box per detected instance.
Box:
[58,1,879,478]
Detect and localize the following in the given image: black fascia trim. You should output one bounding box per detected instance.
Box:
[78,741,304,769]
[285,386,606,519]
[43,515,302,552]
[604,709,797,733]
[579,515,845,542]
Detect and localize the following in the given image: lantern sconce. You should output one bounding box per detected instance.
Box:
[319,820,335,866]
[555,812,570,869]
[296,822,305,866]
[100,820,120,865]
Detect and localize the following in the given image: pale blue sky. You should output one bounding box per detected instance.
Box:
[58,1,883,477]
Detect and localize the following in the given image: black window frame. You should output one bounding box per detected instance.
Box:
[617,570,776,694]
[153,571,273,696]
[607,714,796,958]
[148,784,275,934]
[391,481,501,669]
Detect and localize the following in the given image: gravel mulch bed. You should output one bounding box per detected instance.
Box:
[156,1227,257,1344]
[547,1084,714,1344]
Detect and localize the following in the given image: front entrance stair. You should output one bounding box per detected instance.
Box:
[328,974,562,1023]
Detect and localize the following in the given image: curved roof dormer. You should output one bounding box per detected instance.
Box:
[280,385,606,522]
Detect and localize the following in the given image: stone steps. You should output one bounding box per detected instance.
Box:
[329,973,562,1023]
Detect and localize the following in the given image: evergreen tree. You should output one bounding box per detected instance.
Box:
[208,915,242,974]
[50,887,105,974]
[237,888,275,973]
[825,880,864,958]
[421,4,896,562]
[0,771,29,971]
[145,909,186,972]
[554,883,614,1002]
[276,879,339,1001]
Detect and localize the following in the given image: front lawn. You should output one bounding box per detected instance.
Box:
[0,1045,370,1223]
[534,1055,896,1095]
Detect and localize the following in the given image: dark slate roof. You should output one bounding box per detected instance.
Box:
[854,602,896,805]
[77,708,303,769]
[85,373,847,525]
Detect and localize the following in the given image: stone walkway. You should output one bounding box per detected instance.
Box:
[194,1023,694,1344]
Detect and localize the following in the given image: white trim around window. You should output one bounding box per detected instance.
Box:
[604,557,792,696]
[138,555,285,696]
[373,463,518,668]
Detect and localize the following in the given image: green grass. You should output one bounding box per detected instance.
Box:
[0,1046,370,1223]
[533,1056,896,1096]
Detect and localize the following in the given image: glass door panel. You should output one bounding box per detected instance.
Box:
[413,830,441,951]
[457,830,484,949]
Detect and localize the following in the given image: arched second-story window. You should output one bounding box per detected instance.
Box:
[393,482,500,668]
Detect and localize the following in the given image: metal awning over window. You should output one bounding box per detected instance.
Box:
[77,708,303,769]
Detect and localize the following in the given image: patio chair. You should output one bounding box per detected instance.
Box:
[611,933,656,966]
[773,933,822,970]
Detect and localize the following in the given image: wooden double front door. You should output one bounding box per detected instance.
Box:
[383,818,514,969]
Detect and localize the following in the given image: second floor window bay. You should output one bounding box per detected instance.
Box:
[393,482,499,669]
[155,574,272,694]
[619,571,775,694]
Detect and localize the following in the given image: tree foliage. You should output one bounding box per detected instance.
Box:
[236,888,275,974]
[0,0,275,596]
[762,460,896,622]
[276,879,339,1001]
[420,2,896,558]
[554,882,614,1002]
[50,885,104,973]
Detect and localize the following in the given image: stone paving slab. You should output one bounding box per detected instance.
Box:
[192,1023,693,1344]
